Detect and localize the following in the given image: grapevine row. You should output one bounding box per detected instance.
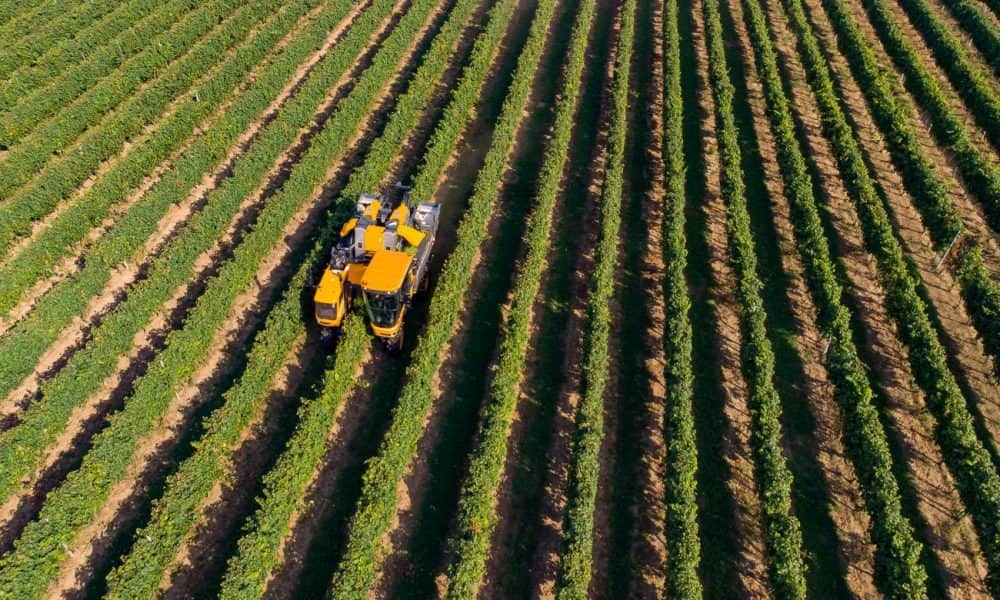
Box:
[0,0,265,251]
[326,0,565,590]
[0,0,240,197]
[102,0,497,592]
[0,0,119,80]
[554,0,633,597]
[937,0,1000,79]
[0,0,166,109]
[440,0,596,594]
[0,0,324,403]
[0,0,444,592]
[844,0,1000,378]
[0,0,362,405]
[704,0,808,593]
[0,0,321,319]
[782,0,1000,591]
[739,0,929,592]
[217,0,533,592]
[0,0,227,151]
[818,0,1000,415]
[660,0,701,594]
[0,0,402,509]
[0,0,195,139]
[890,0,1000,149]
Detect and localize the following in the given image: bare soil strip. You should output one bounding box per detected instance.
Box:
[619,0,669,593]
[43,0,450,592]
[0,0,411,553]
[766,0,992,592]
[0,0,375,420]
[692,0,772,593]
[806,0,1000,459]
[724,0,879,592]
[0,0,346,336]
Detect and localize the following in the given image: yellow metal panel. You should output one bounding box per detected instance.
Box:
[361,250,412,292]
[363,225,385,253]
[339,218,358,238]
[314,268,344,304]
[397,225,424,247]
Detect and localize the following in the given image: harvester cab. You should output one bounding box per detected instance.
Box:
[313,183,439,352]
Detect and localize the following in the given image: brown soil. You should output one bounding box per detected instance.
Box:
[766,0,992,592]
[0,0,417,572]
[622,0,669,595]
[693,0,772,594]
[0,0,340,335]
[724,0,880,593]
[814,0,1000,459]
[0,0,379,423]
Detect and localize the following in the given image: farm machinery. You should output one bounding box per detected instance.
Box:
[313,183,439,352]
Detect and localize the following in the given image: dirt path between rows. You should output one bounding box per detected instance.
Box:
[0,0,374,421]
[42,0,448,588]
[693,0,772,594]
[805,0,1000,465]
[0,0,345,337]
[623,0,669,594]
[725,0,879,593]
[766,0,992,592]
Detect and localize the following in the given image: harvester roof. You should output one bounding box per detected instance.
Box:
[361,250,412,293]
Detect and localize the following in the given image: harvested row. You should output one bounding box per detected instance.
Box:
[659,0,701,595]
[0,0,326,321]
[0,0,405,528]
[704,0,809,593]
[0,0,120,81]
[0,0,268,245]
[324,0,568,591]
[0,0,449,593]
[215,0,539,592]
[553,0,632,597]
[782,0,1000,590]
[101,0,500,593]
[937,0,1000,78]
[437,0,596,594]
[736,0,929,592]
[0,0,169,109]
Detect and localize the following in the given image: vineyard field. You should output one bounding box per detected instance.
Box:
[1,0,999,597]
